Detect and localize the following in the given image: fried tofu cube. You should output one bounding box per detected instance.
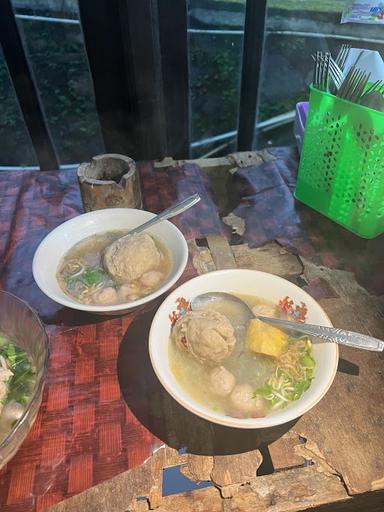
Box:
[246,319,288,357]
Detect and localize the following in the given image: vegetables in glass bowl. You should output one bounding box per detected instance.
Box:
[0,291,49,468]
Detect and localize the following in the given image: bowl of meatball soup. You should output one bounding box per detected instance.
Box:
[33,208,188,314]
[149,269,338,428]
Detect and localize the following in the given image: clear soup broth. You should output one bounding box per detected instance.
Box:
[169,294,315,419]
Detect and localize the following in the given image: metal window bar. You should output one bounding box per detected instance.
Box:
[237,0,267,151]
[78,0,189,160]
[0,0,59,171]
[157,0,190,159]
[78,0,141,158]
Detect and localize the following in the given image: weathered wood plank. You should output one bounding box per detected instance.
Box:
[207,235,237,270]
[153,149,274,170]
[46,446,183,512]
[154,487,223,512]
[228,149,273,168]
[294,258,384,495]
[180,454,214,482]
[188,240,216,275]
[211,451,263,498]
[231,243,302,278]
[47,457,352,512]
[192,239,303,279]
[232,466,349,511]
[268,432,304,471]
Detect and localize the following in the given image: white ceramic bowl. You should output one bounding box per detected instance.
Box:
[32,208,188,314]
[149,269,338,429]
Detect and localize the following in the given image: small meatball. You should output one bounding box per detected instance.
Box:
[230,383,255,414]
[93,286,118,304]
[140,270,164,288]
[209,366,236,396]
[0,355,12,378]
[127,294,139,301]
[0,400,24,426]
[0,400,24,440]
[229,383,266,418]
[172,310,236,365]
[252,304,278,318]
[118,283,139,301]
[0,356,13,414]
[252,395,266,417]
[0,382,8,414]
[103,233,161,283]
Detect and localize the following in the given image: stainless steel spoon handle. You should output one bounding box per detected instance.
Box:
[123,193,201,239]
[257,316,384,352]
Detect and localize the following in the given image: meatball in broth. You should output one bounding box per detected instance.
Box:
[209,366,236,397]
[103,233,161,283]
[172,310,236,365]
[57,231,171,305]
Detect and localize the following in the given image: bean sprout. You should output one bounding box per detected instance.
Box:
[254,335,315,411]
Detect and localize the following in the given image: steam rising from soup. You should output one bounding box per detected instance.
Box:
[57,231,171,305]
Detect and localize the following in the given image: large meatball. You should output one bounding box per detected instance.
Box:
[209,366,236,396]
[172,310,236,365]
[103,233,161,283]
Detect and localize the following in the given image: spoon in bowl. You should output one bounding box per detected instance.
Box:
[103,192,199,256]
[192,292,384,352]
[117,193,201,242]
[102,193,201,279]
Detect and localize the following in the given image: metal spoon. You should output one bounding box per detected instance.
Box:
[114,193,200,244]
[192,292,384,352]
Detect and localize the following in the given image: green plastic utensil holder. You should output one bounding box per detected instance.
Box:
[295,86,384,238]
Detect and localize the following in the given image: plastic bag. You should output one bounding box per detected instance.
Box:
[341,1,384,24]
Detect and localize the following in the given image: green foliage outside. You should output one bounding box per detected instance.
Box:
[213,0,345,12]
[190,34,242,141]
[190,31,314,147]
[0,51,37,165]
[0,21,103,166]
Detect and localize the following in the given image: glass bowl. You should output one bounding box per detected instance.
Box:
[0,291,49,468]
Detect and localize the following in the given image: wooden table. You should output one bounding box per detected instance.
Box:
[0,147,383,512]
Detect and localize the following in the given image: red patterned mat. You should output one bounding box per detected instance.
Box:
[0,162,226,511]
